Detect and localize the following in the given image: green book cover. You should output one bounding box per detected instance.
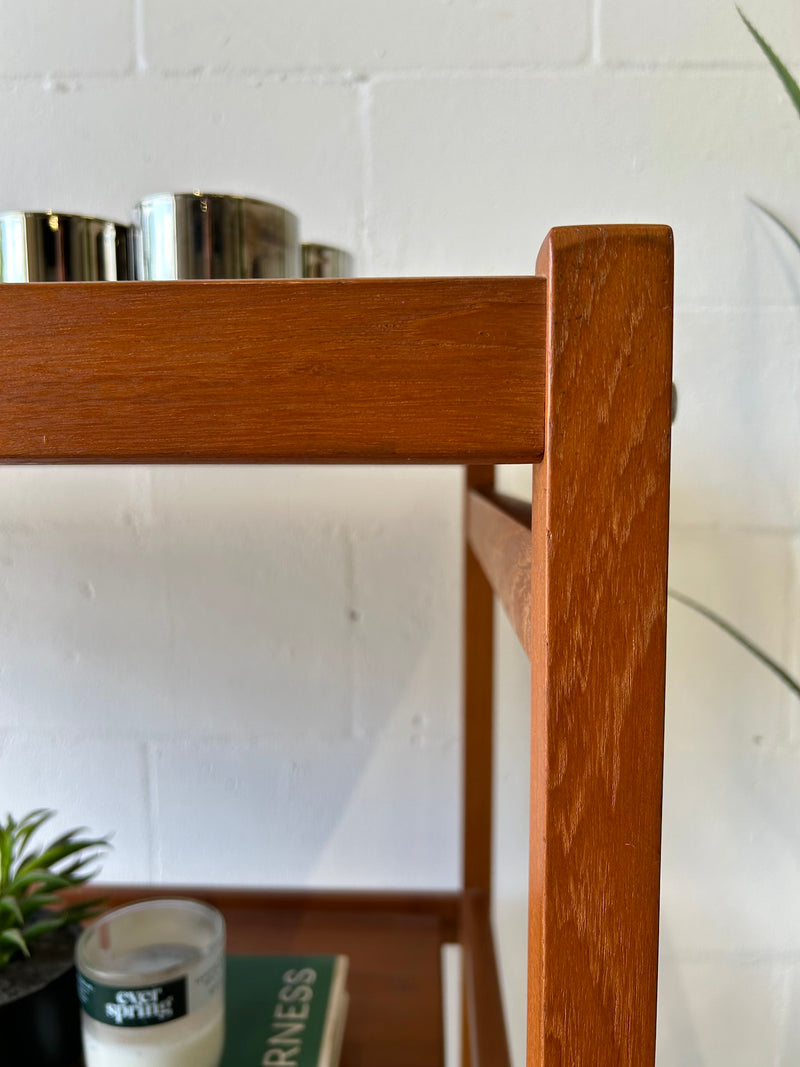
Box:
[220,955,348,1067]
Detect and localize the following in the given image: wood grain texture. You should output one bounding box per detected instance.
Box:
[467,487,532,655]
[527,227,673,1066]
[462,891,513,1067]
[0,277,545,464]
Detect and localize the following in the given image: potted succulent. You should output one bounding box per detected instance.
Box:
[0,810,110,1067]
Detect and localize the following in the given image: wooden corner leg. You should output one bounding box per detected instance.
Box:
[528,226,674,1066]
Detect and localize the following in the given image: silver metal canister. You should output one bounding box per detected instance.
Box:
[0,212,130,281]
[302,243,354,278]
[133,192,300,280]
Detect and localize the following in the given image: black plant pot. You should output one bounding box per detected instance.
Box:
[0,928,83,1067]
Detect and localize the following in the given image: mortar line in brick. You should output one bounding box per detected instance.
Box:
[675,301,800,311]
[357,77,374,274]
[670,523,800,536]
[591,0,602,65]
[602,58,786,73]
[773,965,792,1067]
[143,740,162,882]
[98,64,597,86]
[661,949,800,965]
[343,525,371,744]
[134,0,147,74]
[149,66,362,87]
[342,525,358,741]
[364,63,785,84]
[0,63,778,94]
[367,65,597,83]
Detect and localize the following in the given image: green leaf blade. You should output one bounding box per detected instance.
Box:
[7,869,72,894]
[0,811,109,971]
[749,198,800,254]
[19,892,60,918]
[21,918,67,943]
[0,896,24,926]
[738,7,800,122]
[669,588,800,701]
[17,835,109,880]
[0,927,29,958]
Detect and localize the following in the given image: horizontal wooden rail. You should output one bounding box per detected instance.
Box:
[462,890,512,1067]
[0,277,545,464]
[467,487,532,655]
[66,883,461,926]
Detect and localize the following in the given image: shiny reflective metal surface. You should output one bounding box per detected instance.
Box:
[0,212,130,281]
[302,243,354,278]
[134,192,300,279]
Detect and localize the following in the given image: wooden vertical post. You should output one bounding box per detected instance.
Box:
[527,227,673,1066]
[463,463,497,896]
[462,462,496,1067]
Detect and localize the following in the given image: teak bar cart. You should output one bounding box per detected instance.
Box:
[0,224,674,1067]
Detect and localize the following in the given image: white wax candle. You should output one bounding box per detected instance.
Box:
[77,899,226,1067]
[82,998,224,1067]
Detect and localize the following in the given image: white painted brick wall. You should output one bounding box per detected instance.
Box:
[0,0,134,76]
[656,956,785,1065]
[143,0,590,73]
[0,733,151,881]
[367,71,800,306]
[1,1,799,1065]
[601,0,800,66]
[0,80,361,249]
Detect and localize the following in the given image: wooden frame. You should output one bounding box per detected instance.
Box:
[0,277,545,464]
[465,226,673,1066]
[4,224,673,1066]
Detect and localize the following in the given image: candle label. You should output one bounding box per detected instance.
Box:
[77,972,188,1027]
[78,953,224,1029]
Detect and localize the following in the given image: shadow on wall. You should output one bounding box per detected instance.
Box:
[660,525,800,1063]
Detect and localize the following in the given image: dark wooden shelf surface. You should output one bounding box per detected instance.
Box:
[71,885,468,1067]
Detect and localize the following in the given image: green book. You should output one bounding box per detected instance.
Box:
[220,955,349,1067]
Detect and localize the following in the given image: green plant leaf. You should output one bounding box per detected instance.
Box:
[19,892,60,918]
[17,835,108,880]
[669,588,800,700]
[7,869,72,894]
[0,927,29,958]
[57,856,94,880]
[738,7,800,122]
[749,197,800,254]
[0,896,24,925]
[0,831,11,890]
[16,809,52,830]
[738,7,800,121]
[58,897,108,925]
[0,811,110,974]
[13,811,54,865]
[21,917,66,943]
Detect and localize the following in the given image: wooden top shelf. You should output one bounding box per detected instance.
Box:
[0,277,545,466]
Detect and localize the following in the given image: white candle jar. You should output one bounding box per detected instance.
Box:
[76,899,225,1067]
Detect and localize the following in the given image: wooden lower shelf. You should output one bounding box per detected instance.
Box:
[69,885,508,1067]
